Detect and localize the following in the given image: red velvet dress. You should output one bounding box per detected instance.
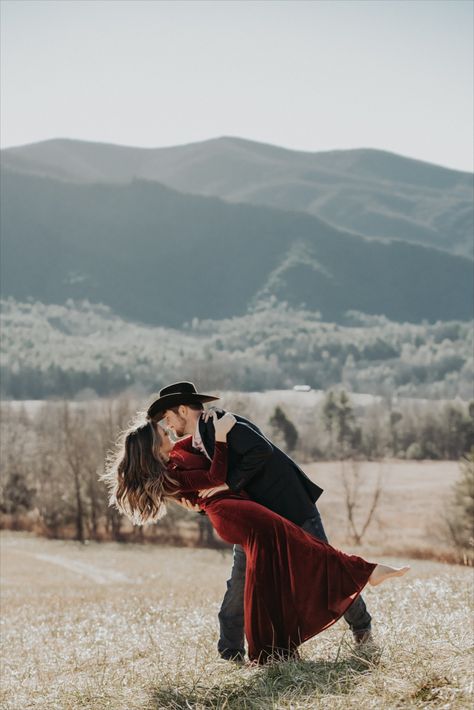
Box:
[168,437,376,663]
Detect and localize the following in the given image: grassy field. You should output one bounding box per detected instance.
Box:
[1,532,473,710]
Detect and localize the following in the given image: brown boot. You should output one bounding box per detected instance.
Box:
[353,629,374,645]
[352,630,381,661]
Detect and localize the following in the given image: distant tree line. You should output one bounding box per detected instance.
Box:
[1,392,473,548]
[1,298,472,400]
[0,398,216,546]
[261,390,473,462]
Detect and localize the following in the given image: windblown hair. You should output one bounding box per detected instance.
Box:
[102,414,179,525]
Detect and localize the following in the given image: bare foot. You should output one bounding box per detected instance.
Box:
[368,563,410,587]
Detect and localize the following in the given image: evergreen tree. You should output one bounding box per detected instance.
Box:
[270,406,298,452]
[446,448,474,562]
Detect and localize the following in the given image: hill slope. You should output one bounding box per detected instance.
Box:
[1,169,472,327]
[3,136,473,255]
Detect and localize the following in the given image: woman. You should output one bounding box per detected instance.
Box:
[105,412,409,663]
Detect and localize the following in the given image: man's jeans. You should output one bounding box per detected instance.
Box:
[217,506,372,657]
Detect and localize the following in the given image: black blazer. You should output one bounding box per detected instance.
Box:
[198,410,323,526]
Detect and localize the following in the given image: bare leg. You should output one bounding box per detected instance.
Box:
[369,563,410,587]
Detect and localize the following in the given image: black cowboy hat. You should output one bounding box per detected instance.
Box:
[147,381,219,420]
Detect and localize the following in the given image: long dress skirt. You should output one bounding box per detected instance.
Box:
[201,493,376,663]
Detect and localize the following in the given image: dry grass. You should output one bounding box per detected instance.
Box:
[1,532,473,710]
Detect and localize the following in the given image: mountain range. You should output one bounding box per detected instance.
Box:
[3,136,473,256]
[1,161,472,327]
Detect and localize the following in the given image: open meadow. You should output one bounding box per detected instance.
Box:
[1,456,473,710]
[1,535,473,710]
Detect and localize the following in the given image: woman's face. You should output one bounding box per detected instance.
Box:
[158,425,174,458]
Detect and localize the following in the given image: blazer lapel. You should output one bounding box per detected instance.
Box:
[199,417,215,459]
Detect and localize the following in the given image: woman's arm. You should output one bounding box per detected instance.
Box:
[172,412,236,494]
[172,442,228,493]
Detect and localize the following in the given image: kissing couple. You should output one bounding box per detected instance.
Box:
[104,381,409,664]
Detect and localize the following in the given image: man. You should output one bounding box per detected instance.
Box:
[147,381,373,661]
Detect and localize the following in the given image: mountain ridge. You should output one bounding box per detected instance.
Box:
[3,136,472,256]
[4,135,472,177]
[1,167,471,328]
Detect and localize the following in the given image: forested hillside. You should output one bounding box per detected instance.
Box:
[1,299,471,400]
[2,169,472,326]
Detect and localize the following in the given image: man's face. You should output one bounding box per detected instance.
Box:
[163,407,188,437]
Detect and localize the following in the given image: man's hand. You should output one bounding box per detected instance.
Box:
[198,483,229,499]
[174,497,201,512]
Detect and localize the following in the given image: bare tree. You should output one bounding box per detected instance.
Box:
[95,396,136,541]
[61,403,87,543]
[340,460,384,545]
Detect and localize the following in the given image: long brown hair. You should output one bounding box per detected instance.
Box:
[103,415,179,525]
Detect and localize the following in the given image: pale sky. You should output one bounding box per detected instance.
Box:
[1,0,473,171]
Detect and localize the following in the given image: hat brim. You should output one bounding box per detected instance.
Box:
[147,392,219,420]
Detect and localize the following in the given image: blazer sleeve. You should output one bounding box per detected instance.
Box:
[224,422,273,493]
[172,442,228,494]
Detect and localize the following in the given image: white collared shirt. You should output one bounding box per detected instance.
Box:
[192,419,211,460]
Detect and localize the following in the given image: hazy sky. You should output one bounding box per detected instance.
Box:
[1,0,473,171]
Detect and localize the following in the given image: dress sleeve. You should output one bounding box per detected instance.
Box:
[172,442,228,494]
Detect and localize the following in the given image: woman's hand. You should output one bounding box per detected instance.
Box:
[174,497,201,513]
[212,410,236,442]
[201,405,219,423]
